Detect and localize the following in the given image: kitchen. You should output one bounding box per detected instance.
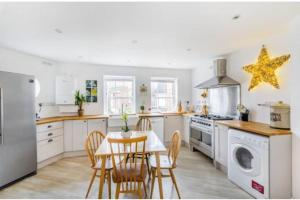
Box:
[0,1,300,199]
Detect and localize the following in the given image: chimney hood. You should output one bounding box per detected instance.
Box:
[195,59,240,89]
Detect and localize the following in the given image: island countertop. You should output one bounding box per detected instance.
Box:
[36,115,109,125]
[216,120,291,137]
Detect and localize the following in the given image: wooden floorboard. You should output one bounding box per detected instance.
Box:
[0,147,252,199]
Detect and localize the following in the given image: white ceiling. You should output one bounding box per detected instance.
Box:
[0,2,300,69]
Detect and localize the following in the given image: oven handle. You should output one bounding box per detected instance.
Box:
[190,124,212,135]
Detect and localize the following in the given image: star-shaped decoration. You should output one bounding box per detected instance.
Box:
[243,46,290,91]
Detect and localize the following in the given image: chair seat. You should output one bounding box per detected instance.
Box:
[112,163,147,183]
[149,155,174,169]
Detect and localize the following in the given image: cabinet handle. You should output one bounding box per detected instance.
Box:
[84,120,87,123]
[47,125,52,128]
[48,139,53,143]
[48,133,53,137]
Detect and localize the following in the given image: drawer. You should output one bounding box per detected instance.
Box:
[37,135,64,163]
[37,128,63,142]
[37,121,63,133]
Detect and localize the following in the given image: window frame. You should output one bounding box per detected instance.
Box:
[103,75,136,115]
[150,77,178,112]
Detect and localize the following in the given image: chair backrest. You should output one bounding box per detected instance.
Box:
[135,117,152,131]
[168,130,182,168]
[85,131,106,167]
[108,136,147,192]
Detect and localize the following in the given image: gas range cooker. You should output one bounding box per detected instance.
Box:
[193,114,234,121]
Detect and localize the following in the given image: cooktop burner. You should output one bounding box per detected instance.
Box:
[194,114,234,120]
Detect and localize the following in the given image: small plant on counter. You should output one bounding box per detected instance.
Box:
[121,112,130,132]
[237,104,249,121]
[75,90,86,116]
[140,105,145,113]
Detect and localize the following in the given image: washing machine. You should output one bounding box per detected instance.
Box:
[228,129,269,199]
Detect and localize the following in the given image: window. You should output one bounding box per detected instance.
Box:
[151,77,178,112]
[103,76,136,115]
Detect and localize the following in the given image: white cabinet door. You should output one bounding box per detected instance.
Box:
[88,119,107,134]
[214,124,228,167]
[164,116,183,143]
[183,116,191,144]
[150,117,164,142]
[37,136,63,162]
[56,76,76,105]
[64,120,73,152]
[72,120,88,151]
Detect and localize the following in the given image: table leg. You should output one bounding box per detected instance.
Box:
[98,155,107,199]
[155,152,164,199]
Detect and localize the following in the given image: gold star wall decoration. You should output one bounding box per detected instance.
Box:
[243,45,290,91]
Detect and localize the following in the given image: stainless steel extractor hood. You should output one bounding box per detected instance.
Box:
[195,59,240,89]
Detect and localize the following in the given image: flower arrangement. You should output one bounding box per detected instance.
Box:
[121,112,130,132]
[237,104,249,121]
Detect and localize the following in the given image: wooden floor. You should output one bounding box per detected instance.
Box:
[0,147,252,199]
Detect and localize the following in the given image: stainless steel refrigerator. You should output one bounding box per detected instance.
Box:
[0,71,37,188]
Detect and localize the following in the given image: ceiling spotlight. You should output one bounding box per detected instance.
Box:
[54,28,63,34]
[131,40,138,44]
[186,48,192,52]
[77,56,83,59]
[232,15,240,20]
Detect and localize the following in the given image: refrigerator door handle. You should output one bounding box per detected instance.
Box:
[0,88,3,145]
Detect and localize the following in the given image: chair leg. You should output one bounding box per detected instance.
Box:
[85,169,97,198]
[142,180,147,198]
[150,168,156,199]
[115,183,120,199]
[146,154,151,177]
[169,169,181,199]
[107,170,111,199]
[138,182,143,199]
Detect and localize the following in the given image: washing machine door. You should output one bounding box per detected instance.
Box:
[232,144,260,176]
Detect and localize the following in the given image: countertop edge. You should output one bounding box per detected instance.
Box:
[216,120,291,137]
[36,115,109,125]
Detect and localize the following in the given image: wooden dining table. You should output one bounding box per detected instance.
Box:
[95,130,167,199]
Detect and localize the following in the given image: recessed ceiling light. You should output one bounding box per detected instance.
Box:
[131,40,138,44]
[168,62,172,65]
[54,28,63,34]
[232,15,240,20]
[186,48,192,52]
[127,60,131,63]
[77,56,83,59]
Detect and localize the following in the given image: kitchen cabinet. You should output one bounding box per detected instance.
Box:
[164,115,182,143]
[214,124,228,167]
[149,117,164,142]
[88,119,107,134]
[55,76,76,105]
[183,116,191,145]
[64,119,108,152]
[37,122,64,162]
[72,120,88,151]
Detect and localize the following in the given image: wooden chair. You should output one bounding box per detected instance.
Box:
[85,131,112,198]
[135,117,152,131]
[108,136,148,199]
[135,117,152,176]
[150,130,182,199]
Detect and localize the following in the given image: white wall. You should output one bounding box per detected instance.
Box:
[0,47,192,117]
[58,62,192,115]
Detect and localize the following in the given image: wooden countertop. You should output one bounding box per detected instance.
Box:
[137,112,196,117]
[36,115,109,125]
[216,120,291,137]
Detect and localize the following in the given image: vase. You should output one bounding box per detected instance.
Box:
[239,113,249,121]
[78,109,84,116]
[121,131,132,138]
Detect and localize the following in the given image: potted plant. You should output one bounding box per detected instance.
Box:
[140,105,145,113]
[75,90,86,116]
[121,112,131,138]
[237,104,249,121]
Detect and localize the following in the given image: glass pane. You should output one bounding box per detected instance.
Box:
[151,80,177,112]
[235,147,253,170]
